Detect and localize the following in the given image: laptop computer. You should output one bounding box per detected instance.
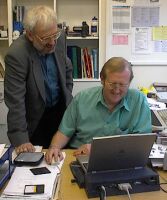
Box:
[151,109,167,130]
[76,133,156,173]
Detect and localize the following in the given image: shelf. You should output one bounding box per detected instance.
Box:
[0,38,8,41]
[74,78,100,82]
[67,36,98,40]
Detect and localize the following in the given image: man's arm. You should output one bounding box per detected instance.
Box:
[4,49,30,147]
[65,55,73,92]
[133,93,152,133]
[45,130,70,164]
[73,144,91,156]
[64,32,73,93]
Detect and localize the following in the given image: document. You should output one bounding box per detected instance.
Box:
[2,152,66,200]
[0,144,6,157]
[149,144,167,167]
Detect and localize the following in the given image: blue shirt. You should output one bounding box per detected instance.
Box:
[59,86,152,148]
[40,54,60,107]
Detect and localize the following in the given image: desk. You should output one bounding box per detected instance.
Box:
[60,150,167,200]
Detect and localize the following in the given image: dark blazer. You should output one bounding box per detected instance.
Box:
[4,32,73,146]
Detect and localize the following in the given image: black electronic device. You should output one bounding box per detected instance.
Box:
[14,152,44,166]
[73,26,82,32]
[70,161,85,188]
[70,161,160,198]
[30,167,51,175]
[70,134,160,198]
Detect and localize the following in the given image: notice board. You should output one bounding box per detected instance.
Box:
[106,0,167,65]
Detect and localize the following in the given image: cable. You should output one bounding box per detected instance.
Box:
[125,187,132,200]
[99,185,107,200]
[160,182,167,193]
[158,173,167,193]
[118,183,132,200]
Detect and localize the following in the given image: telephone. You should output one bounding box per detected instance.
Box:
[153,82,167,103]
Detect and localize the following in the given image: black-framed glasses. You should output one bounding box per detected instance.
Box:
[106,81,129,89]
[35,29,62,44]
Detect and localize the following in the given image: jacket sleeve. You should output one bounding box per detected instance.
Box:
[55,31,73,106]
[64,32,73,93]
[4,43,30,147]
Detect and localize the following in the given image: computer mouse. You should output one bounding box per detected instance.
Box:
[51,157,60,165]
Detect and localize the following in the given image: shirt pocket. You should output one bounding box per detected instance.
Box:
[102,124,130,136]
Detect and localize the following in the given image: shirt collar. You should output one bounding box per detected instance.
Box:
[96,87,130,111]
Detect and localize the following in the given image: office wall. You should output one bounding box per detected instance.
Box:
[105,0,167,89]
[1,0,167,142]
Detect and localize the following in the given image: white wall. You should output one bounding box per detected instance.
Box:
[131,66,167,89]
[73,81,101,95]
[105,0,167,90]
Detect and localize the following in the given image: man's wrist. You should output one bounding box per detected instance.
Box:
[49,144,60,149]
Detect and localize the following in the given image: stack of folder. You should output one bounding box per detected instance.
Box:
[0,144,15,190]
[1,152,66,200]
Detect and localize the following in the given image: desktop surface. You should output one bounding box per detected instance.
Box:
[1,149,167,200]
[60,150,167,200]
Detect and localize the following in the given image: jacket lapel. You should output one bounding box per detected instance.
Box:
[31,53,46,102]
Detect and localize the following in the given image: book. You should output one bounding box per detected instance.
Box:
[76,46,82,78]
[92,48,99,79]
[71,46,78,79]
[67,46,82,79]
[82,48,92,78]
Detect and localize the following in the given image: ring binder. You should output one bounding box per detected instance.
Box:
[0,145,15,189]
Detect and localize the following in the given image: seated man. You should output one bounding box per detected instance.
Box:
[45,57,152,164]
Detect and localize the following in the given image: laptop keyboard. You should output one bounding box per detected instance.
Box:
[157,109,167,125]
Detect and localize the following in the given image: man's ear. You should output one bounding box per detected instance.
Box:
[26,30,34,42]
[100,76,104,85]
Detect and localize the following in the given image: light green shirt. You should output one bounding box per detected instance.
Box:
[59,86,152,148]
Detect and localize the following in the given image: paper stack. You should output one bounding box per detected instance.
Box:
[149,143,167,167]
[1,152,65,200]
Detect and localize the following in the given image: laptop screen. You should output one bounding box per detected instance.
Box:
[84,133,156,172]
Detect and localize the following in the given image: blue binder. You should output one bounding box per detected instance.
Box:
[0,146,15,189]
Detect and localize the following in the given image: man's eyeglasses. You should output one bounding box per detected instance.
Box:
[35,29,62,44]
[106,81,129,89]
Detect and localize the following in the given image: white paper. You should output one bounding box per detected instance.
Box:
[131,6,159,27]
[132,27,152,54]
[147,98,166,110]
[112,6,131,33]
[0,144,6,157]
[149,143,167,159]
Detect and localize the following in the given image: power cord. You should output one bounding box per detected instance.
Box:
[99,185,106,200]
[118,183,132,200]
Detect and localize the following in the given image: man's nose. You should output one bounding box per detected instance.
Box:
[50,37,56,44]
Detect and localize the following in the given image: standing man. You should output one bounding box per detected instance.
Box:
[4,6,73,153]
[45,57,152,164]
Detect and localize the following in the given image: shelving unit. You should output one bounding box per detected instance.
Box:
[0,0,103,80]
[0,0,106,96]
[56,0,102,81]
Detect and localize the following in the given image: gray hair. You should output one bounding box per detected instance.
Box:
[100,57,134,82]
[23,6,57,32]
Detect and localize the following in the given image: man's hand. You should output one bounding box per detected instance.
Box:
[45,146,64,165]
[15,143,35,154]
[73,144,91,156]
